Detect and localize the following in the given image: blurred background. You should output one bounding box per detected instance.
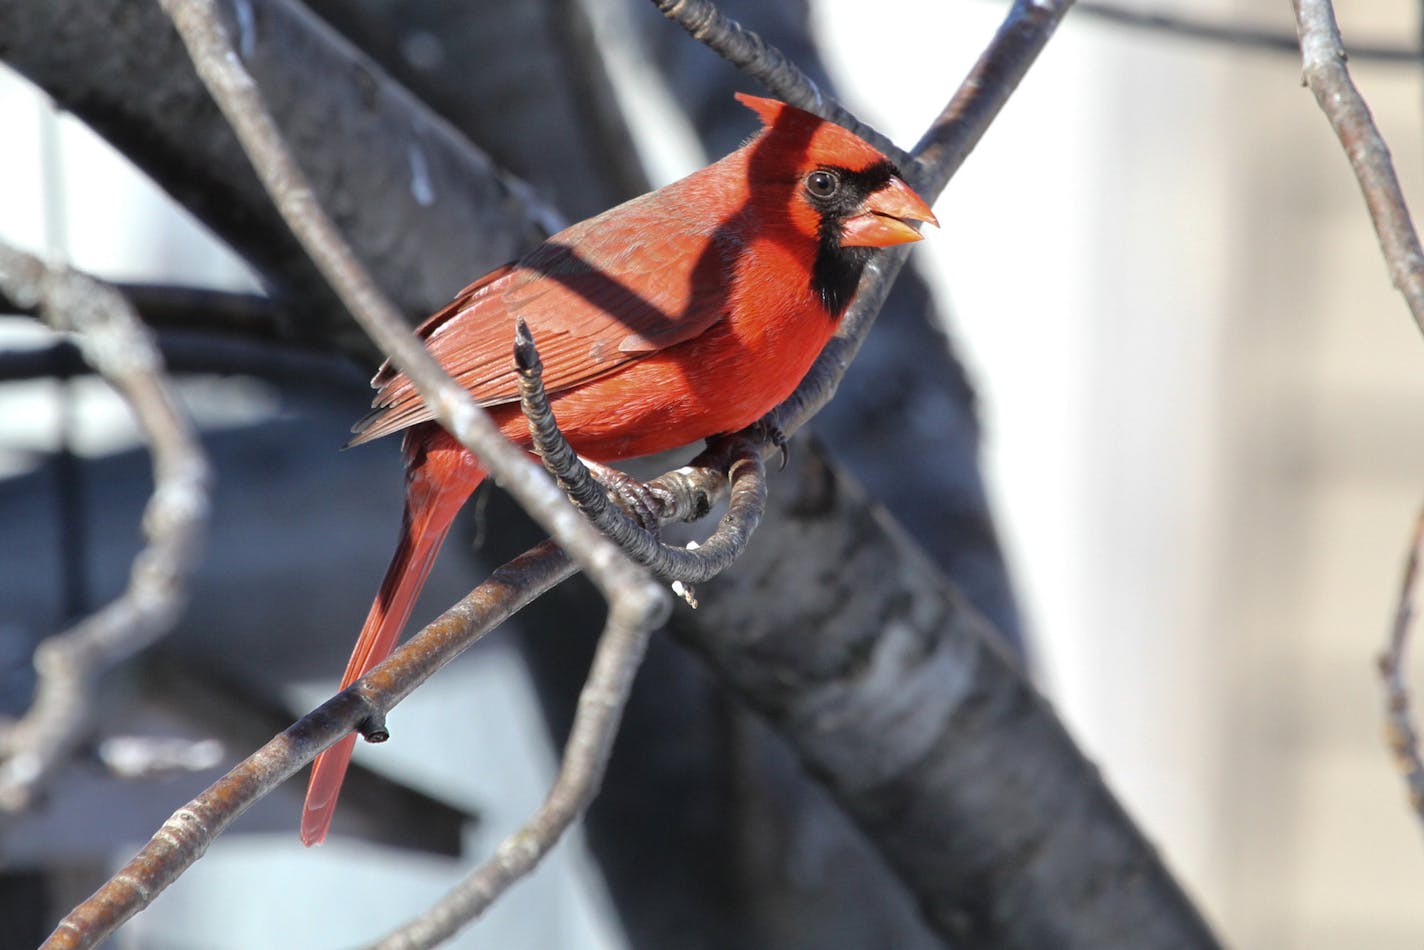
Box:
[3,0,1424,946]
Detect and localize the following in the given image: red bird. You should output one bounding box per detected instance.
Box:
[301,94,936,845]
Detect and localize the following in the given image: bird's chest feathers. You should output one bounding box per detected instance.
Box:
[724,239,832,352]
[547,238,837,458]
[690,241,837,425]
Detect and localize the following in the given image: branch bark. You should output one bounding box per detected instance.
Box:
[41,542,572,950]
[369,595,654,950]
[672,444,1218,947]
[1293,0,1424,338]
[1080,1,1421,62]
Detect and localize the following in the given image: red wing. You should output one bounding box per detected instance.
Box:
[350,198,744,446]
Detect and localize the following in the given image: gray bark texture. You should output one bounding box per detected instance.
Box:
[672,443,1217,947]
[0,0,548,354]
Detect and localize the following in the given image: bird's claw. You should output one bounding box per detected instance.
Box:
[583,460,666,531]
[750,420,790,470]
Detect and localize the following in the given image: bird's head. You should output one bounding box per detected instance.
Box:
[737,93,938,249]
[736,93,938,314]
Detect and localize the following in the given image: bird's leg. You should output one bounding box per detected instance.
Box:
[515,318,663,530]
[513,320,765,584]
[515,318,607,512]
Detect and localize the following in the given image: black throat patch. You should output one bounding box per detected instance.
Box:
[808,160,897,317]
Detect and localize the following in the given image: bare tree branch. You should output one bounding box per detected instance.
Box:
[649,0,913,168]
[671,439,1222,948]
[1296,3,1424,824]
[1293,0,1424,338]
[1077,1,1420,62]
[0,242,211,814]
[369,594,653,950]
[1380,504,1424,828]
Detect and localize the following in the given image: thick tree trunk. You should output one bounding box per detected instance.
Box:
[0,0,546,354]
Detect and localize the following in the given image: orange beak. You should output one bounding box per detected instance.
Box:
[840,175,939,248]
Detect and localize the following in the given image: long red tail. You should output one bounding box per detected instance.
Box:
[301,431,485,846]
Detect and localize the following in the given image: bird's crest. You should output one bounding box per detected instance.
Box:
[735,93,889,176]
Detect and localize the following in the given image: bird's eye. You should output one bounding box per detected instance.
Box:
[805,170,840,199]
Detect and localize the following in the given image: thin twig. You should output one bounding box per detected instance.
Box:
[1380,504,1424,826]
[649,0,912,169]
[915,0,1074,197]
[1076,1,1420,63]
[1293,0,1424,338]
[1298,4,1424,813]
[369,595,654,950]
[0,241,211,815]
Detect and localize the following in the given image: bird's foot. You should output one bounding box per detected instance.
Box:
[748,419,790,470]
[582,460,666,531]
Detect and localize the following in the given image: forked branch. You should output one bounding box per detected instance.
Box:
[0,242,210,817]
[1293,0,1424,833]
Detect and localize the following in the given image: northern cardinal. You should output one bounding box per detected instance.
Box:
[301,94,936,845]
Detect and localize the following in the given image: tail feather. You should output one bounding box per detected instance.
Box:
[301,433,483,846]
